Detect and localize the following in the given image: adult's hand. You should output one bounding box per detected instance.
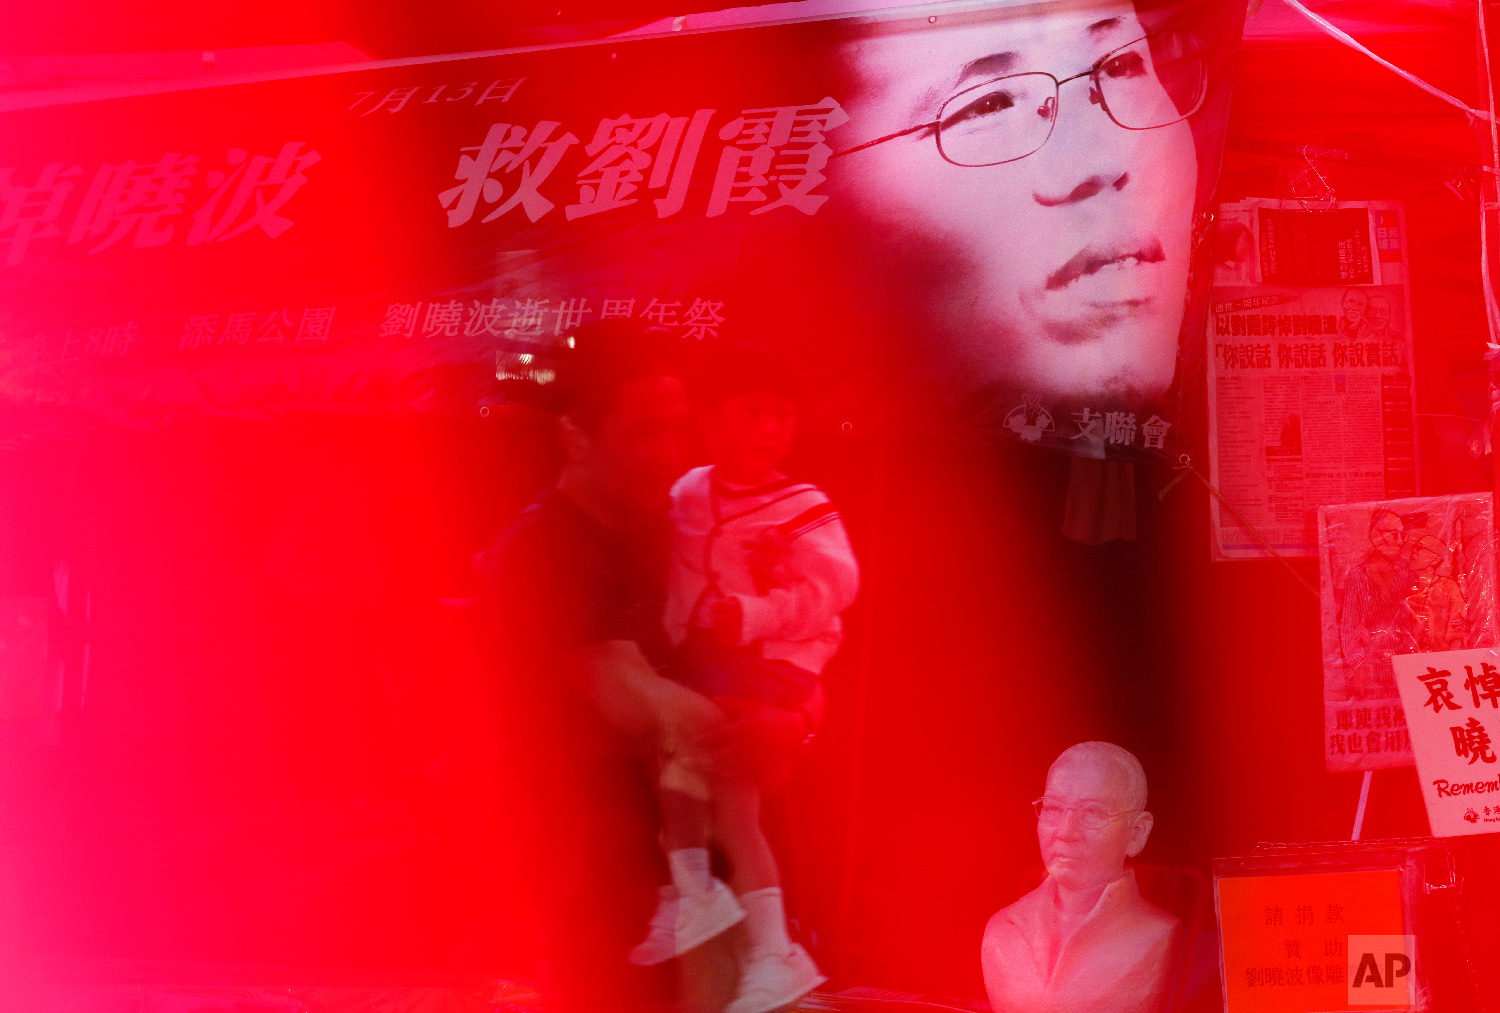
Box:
[689,704,808,781]
[564,639,721,748]
[657,679,725,751]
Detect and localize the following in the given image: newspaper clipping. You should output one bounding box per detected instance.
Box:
[1208,200,1417,560]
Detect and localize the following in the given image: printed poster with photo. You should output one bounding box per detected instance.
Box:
[0,0,1245,457]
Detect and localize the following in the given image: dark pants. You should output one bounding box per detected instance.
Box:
[670,629,817,710]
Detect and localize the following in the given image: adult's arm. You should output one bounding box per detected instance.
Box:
[561,639,722,747]
[690,684,822,781]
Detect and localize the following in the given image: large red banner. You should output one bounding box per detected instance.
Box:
[0,0,1244,457]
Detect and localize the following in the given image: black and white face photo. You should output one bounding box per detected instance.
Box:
[833,0,1205,404]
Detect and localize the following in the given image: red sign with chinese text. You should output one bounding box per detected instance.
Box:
[1218,870,1407,1013]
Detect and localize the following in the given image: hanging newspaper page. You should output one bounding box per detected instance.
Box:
[1207,199,1417,560]
[1318,493,1497,773]
[1391,648,1500,836]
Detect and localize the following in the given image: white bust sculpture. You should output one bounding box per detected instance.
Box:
[981,742,1181,1013]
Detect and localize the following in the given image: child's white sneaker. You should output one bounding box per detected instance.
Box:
[676,877,747,955]
[628,880,745,966]
[725,943,826,1013]
[628,886,680,966]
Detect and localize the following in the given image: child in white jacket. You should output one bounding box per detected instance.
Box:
[628,348,859,1013]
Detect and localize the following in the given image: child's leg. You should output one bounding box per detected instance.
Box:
[659,756,714,895]
[713,778,793,958]
[712,776,778,893]
[631,756,746,967]
[656,682,726,896]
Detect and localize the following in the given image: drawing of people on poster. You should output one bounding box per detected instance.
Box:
[1405,533,1468,652]
[1319,494,1499,772]
[1336,507,1416,689]
[1330,502,1492,695]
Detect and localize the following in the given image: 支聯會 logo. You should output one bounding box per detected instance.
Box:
[1004,396,1054,443]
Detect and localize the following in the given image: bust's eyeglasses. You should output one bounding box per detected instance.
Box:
[1032,797,1143,831]
[835,31,1207,168]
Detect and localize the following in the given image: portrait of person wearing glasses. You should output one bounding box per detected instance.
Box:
[981,741,1179,1013]
[831,0,1207,405]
